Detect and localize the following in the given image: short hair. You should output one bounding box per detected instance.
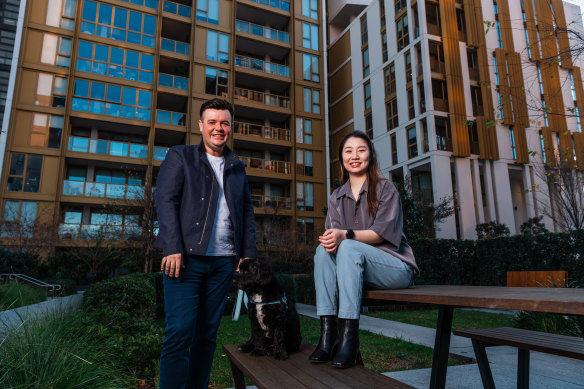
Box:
[199,98,233,120]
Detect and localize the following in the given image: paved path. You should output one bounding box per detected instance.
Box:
[296,303,584,389]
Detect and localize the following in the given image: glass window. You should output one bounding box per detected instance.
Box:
[296,182,314,211]
[364,82,371,110]
[302,54,319,83]
[296,118,313,144]
[41,34,71,68]
[302,0,318,19]
[360,15,368,45]
[1,201,37,238]
[407,125,418,158]
[205,67,228,96]
[35,73,67,108]
[396,14,409,51]
[197,0,219,24]
[45,0,77,30]
[7,154,43,193]
[362,48,369,77]
[302,23,318,50]
[206,31,229,63]
[386,97,398,130]
[303,88,320,114]
[30,114,63,148]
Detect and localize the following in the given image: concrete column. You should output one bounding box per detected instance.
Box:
[522,166,535,219]
[431,154,456,238]
[471,158,485,224]
[491,161,516,234]
[454,158,477,239]
[482,161,497,222]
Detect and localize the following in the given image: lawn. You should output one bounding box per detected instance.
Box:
[367,307,513,331]
[208,314,470,389]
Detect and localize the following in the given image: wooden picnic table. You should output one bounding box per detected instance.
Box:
[365,285,584,389]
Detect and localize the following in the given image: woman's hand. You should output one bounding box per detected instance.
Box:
[318,228,346,253]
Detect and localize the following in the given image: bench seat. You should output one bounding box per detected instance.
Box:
[223,342,415,389]
[453,327,584,388]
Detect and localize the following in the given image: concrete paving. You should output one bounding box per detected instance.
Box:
[295,303,584,389]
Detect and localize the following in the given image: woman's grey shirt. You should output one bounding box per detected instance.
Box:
[325,179,419,276]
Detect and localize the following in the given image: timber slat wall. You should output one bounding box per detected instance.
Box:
[507,270,568,287]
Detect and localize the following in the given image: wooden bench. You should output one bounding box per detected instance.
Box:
[223,342,414,389]
[453,327,584,389]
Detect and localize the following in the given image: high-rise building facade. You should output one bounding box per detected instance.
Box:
[327,0,584,238]
[0,0,327,250]
[0,0,23,123]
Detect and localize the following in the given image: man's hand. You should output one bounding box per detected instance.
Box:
[318,228,346,253]
[161,253,184,278]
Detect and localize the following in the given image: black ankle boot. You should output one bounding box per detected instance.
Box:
[332,318,363,368]
[309,316,339,362]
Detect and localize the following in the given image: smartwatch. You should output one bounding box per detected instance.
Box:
[346,229,355,239]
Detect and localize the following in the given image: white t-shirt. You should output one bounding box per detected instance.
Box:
[205,153,236,256]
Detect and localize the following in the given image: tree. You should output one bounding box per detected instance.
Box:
[0,204,59,257]
[520,216,549,235]
[476,221,510,239]
[396,175,457,239]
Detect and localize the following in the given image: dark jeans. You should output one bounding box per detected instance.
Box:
[159,255,234,389]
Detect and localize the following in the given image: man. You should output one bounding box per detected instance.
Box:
[155,98,256,389]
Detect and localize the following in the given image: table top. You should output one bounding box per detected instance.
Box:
[365,285,584,315]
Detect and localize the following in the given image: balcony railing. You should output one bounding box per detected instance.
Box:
[433,98,448,112]
[58,223,142,240]
[234,87,290,109]
[68,137,148,159]
[247,0,290,12]
[156,109,187,126]
[63,180,145,199]
[234,54,290,77]
[233,121,290,141]
[161,38,190,55]
[430,59,446,73]
[238,156,291,175]
[468,68,479,80]
[235,20,290,44]
[251,194,291,209]
[163,0,191,18]
[154,146,170,160]
[427,23,441,35]
[436,136,453,152]
[159,73,188,90]
[296,164,313,177]
[470,140,480,155]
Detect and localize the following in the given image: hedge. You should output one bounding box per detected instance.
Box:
[412,230,584,286]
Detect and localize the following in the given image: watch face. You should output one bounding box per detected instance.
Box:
[346,229,355,239]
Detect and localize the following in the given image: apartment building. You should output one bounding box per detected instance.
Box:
[0,0,327,250]
[0,0,23,124]
[327,0,584,238]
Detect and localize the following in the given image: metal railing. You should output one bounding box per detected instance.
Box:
[250,194,291,209]
[233,121,290,141]
[433,98,449,112]
[0,273,61,294]
[163,0,191,17]
[246,0,290,12]
[234,87,290,109]
[238,156,291,175]
[234,54,290,77]
[159,73,188,90]
[62,180,145,200]
[161,38,190,55]
[430,59,446,74]
[235,20,289,43]
[68,137,148,159]
[58,223,142,240]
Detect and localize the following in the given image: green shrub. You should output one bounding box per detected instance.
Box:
[476,221,510,239]
[0,282,47,311]
[276,273,315,305]
[512,311,582,337]
[0,249,40,277]
[0,311,130,388]
[83,273,156,318]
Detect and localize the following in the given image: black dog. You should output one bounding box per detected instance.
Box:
[232,258,302,360]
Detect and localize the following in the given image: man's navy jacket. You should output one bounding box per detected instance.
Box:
[154,142,257,260]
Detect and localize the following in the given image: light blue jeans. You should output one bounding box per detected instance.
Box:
[314,239,413,319]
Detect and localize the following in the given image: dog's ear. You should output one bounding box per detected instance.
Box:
[250,259,274,285]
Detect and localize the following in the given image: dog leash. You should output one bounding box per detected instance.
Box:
[248,294,289,310]
[232,289,249,321]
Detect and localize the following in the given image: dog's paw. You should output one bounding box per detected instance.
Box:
[237,343,253,353]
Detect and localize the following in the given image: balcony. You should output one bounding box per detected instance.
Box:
[154,146,170,160]
[468,68,479,80]
[433,98,448,112]
[63,180,145,200]
[68,137,148,159]
[163,0,192,18]
[251,194,291,209]
[234,121,290,141]
[246,0,290,13]
[161,38,190,56]
[427,23,441,36]
[436,136,453,152]
[159,73,188,90]
[156,109,187,126]
[235,20,289,44]
[58,223,141,240]
[239,156,291,175]
[234,87,290,109]
[430,59,446,74]
[235,54,290,78]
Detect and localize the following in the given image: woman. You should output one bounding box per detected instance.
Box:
[309,131,419,368]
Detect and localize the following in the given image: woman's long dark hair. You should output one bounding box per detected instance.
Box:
[338,131,384,216]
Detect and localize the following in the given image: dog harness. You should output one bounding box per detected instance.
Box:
[248,294,289,310]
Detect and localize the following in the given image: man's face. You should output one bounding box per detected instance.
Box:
[199,108,232,157]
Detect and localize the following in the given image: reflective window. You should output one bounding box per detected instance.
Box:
[197,0,219,24]
[30,114,63,148]
[302,0,318,19]
[72,79,151,121]
[118,0,158,9]
[77,40,154,84]
[206,31,229,63]
[81,0,156,48]
[7,154,43,193]
[303,88,320,114]
[41,34,72,68]
[296,182,314,211]
[205,67,228,96]
[295,118,313,144]
[1,201,37,238]
[302,23,318,50]
[302,54,319,83]
[35,73,67,108]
